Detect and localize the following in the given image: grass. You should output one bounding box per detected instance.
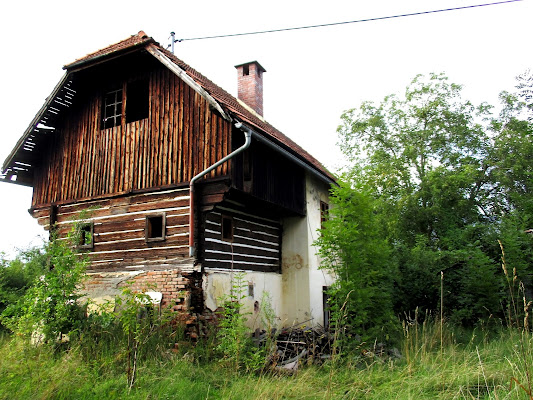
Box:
[1,325,533,400]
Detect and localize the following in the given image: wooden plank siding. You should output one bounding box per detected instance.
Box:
[201,209,282,273]
[31,66,231,207]
[31,188,193,271]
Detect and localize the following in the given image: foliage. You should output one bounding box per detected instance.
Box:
[216,272,265,372]
[316,181,399,343]
[112,284,175,389]
[2,325,533,399]
[1,225,89,342]
[0,247,48,330]
[331,72,533,327]
[515,69,533,120]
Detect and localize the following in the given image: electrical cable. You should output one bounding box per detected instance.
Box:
[174,0,521,43]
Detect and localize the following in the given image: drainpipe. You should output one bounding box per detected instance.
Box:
[189,121,252,257]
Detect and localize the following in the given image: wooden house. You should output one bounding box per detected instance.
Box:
[1,31,335,329]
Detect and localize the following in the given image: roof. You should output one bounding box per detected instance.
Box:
[64,31,155,70]
[2,31,335,186]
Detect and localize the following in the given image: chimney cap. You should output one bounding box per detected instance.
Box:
[234,60,266,73]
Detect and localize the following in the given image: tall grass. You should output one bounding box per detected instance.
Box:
[1,325,532,399]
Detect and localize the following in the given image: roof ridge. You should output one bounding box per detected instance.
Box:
[64,31,154,70]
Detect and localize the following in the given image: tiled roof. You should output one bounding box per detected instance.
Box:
[64,31,154,70]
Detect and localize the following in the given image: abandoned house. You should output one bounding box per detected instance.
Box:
[1,31,336,329]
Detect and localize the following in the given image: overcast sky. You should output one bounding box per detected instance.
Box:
[0,0,531,257]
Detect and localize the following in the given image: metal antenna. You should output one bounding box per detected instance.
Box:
[170,32,175,54]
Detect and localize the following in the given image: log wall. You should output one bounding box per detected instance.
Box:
[31,187,193,271]
[201,208,281,273]
[32,66,231,207]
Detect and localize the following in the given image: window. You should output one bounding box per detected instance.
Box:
[145,214,166,242]
[243,65,249,76]
[320,201,329,229]
[126,79,149,123]
[102,79,149,129]
[78,222,94,249]
[221,215,234,241]
[323,286,330,329]
[243,149,253,192]
[102,88,123,129]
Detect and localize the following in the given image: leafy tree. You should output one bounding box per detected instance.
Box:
[335,73,507,325]
[316,181,398,343]
[515,69,533,120]
[2,227,88,342]
[0,247,48,330]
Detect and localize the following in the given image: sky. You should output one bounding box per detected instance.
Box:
[0,0,531,257]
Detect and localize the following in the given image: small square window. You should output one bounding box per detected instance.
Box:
[77,223,94,249]
[221,215,234,242]
[145,214,166,242]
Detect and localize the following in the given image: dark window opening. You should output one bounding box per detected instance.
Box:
[102,88,123,129]
[323,286,330,329]
[146,214,166,242]
[221,216,234,241]
[320,201,329,229]
[243,65,249,76]
[78,223,94,249]
[126,79,149,123]
[248,282,254,297]
[243,149,252,182]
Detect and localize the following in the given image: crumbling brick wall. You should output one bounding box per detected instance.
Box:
[120,270,190,312]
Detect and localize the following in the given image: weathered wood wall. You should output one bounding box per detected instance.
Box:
[31,187,193,271]
[32,66,231,207]
[232,140,306,215]
[201,208,281,273]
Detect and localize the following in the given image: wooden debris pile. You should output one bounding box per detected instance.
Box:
[253,325,333,372]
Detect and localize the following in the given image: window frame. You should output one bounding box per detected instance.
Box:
[221,215,234,242]
[102,87,124,129]
[101,79,149,130]
[77,222,94,250]
[145,213,166,242]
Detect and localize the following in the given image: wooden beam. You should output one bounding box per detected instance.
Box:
[145,45,231,122]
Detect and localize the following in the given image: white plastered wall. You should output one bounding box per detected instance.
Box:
[203,172,335,329]
[281,173,335,327]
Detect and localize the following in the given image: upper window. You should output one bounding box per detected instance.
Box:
[126,79,149,123]
[243,149,252,182]
[102,88,123,129]
[102,79,149,129]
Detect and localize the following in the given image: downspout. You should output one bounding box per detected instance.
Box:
[189,121,252,257]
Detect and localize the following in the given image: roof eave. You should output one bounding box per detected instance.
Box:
[63,38,156,72]
[2,72,72,177]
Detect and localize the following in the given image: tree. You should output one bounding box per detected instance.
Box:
[316,181,398,343]
[0,247,48,330]
[335,73,506,325]
[2,226,88,342]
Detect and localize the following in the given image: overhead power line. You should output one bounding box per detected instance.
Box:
[174,0,521,43]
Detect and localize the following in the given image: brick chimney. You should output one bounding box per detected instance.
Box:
[235,61,266,116]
